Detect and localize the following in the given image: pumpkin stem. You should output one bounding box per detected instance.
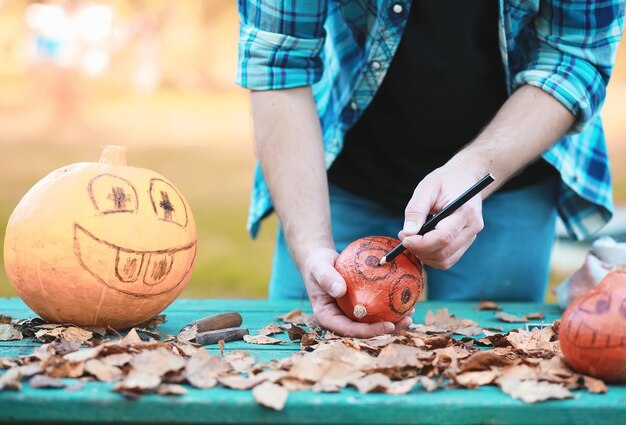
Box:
[99,146,128,166]
[353,304,367,319]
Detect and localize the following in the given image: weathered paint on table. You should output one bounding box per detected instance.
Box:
[0,298,625,425]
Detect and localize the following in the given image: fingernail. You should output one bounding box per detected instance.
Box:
[330,281,343,297]
[403,221,418,233]
[383,323,395,333]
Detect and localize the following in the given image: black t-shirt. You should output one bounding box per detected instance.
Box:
[328,0,556,213]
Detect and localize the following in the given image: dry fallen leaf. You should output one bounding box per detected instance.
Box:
[130,347,186,377]
[351,373,391,394]
[376,344,423,369]
[185,349,232,389]
[218,374,264,390]
[494,312,528,323]
[498,376,573,403]
[34,327,93,344]
[84,359,123,382]
[276,309,316,329]
[0,324,23,341]
[0,368,22,391]
[495,311,545,323]
[114,370,161,398]
[43,357,84,378]
[477,301,502,311]
[386,377,419,395]
[155,383,188,396]
[243,335,283,345]
[176,324,198,343]
[454,370,499,388]
[29,374,65,389]
[253,382,289,411]
[223,351,255,373]
[583,376,608,394]
[63,346,103,363]
[287,324,308,341]
[524,312,545,321]
[101,353,133,367]
[137,314,167,329]
[257,323,284,336]
[416,308,484,336]
[460,351,512,372]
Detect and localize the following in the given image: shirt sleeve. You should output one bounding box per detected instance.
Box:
[512,0,625,133]
[236,0,328,91]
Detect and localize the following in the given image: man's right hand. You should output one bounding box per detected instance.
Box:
[300,247,413,338]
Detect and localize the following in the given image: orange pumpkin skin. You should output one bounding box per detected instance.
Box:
[336,236,423,323]
[559,269,626,382]
[3,146,196,329]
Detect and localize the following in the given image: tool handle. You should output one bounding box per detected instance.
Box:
[195,327,249,345]
[180,312,243,334]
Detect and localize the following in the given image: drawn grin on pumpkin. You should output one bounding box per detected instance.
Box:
[73,223,196,297]
[560,290,626,349]
[561,312,626,349]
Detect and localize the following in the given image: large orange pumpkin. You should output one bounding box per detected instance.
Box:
[559,268,626,382]
[3,146,196,329]
[336,236,423,323]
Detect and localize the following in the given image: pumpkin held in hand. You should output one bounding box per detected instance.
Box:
[335,236,423,323]
[559,267,626,382]
[3,146,196,329]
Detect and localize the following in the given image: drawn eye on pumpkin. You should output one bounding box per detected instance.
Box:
[579,292,612,315]
[88,174,138,214]
[354,243,397,281]
[388,274,419,316]
[149,178,188,228]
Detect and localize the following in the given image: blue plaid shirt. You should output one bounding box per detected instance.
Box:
[237,0,625,241]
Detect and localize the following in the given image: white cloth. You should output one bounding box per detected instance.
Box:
[555,237,626,308]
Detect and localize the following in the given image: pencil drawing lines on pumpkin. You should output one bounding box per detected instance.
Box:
[73,223,196,298]
[88,174,139,215]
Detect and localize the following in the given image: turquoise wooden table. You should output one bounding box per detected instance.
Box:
[0,297,625,425]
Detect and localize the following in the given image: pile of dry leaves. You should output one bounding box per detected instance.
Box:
[0,306,608,411]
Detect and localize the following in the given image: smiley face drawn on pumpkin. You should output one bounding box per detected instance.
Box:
[560,289,626,349]
[73,174,196,297]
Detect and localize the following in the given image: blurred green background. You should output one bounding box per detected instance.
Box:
[0,0,625,301]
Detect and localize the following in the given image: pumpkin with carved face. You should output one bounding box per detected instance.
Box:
[336,236,423,323]
[559,268,626,382]
[3,146,196,329]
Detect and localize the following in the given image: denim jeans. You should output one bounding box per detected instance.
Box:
[269,177,560,302]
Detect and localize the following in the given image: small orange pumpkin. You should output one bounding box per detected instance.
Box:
[336,236,423,323]
[559,267,626,382]
[3,146,196,329]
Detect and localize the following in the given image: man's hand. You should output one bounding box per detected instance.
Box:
[399,86,575,270]
[399,166,485,270]
[300,247,414,338]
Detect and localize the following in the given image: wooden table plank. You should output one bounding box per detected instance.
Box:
[1,298,625,425]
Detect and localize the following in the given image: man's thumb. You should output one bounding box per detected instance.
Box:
[314,264,347,298]
[403,185,435,237]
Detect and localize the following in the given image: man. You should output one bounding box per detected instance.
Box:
[236,0,624,337]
